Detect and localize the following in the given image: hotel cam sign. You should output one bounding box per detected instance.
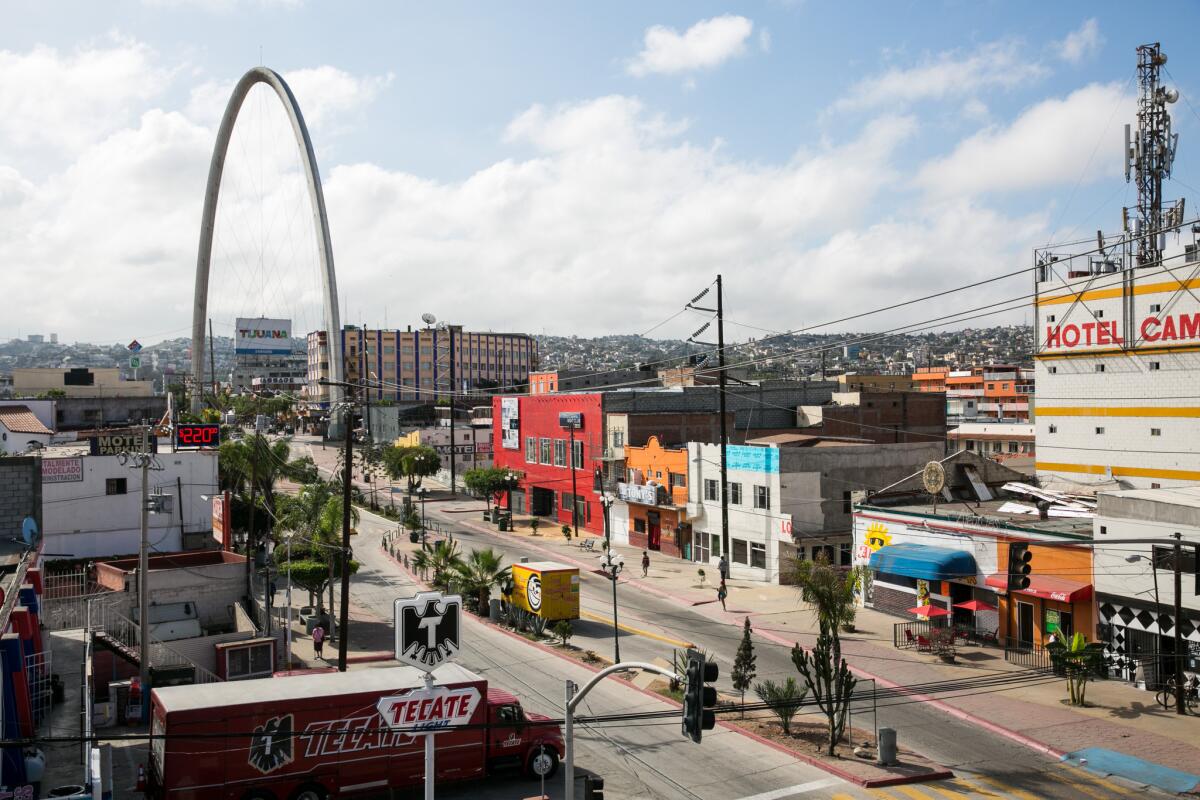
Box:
[1045,311,1200,350]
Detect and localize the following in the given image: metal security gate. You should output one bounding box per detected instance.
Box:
[44,568,108,631]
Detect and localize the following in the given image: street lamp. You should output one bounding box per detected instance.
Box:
[417,486,430,545]
[505,470,519,513]
[1127,553,1162,687]
[284,532,295,670]
[599,492,615,552]
[600,547,625,663]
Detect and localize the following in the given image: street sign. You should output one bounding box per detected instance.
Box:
[394,592,462,671]
[558,411,583,429]
[130,356,141,369]
[376,685,481,732]
[127,340,142,352]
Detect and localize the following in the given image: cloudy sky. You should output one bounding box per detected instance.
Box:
[3,2,1200,345]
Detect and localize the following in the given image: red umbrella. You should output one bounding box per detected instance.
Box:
[953,599,997,613]
[907,605,949,618]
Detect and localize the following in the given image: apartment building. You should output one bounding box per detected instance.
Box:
[307,326,537,408]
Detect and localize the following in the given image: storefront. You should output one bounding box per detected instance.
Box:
[984,574,1092,649]
[866,543,989,621]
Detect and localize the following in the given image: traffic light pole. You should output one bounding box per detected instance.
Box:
[564,663,682,800]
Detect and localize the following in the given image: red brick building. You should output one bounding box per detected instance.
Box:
[492,394,606,536]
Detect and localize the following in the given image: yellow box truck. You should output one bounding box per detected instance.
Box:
[507,561,580,622]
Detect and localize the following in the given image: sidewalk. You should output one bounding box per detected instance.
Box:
[434,497,1200,787]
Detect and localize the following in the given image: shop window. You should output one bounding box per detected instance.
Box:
[106,478,127,496]
[525,437,537,463]
[704,479,719,501]
[751,542,766,569]
[732,539,748,565]
[633,518,646,533]
[540,438,552,464]
[226,642,274,681]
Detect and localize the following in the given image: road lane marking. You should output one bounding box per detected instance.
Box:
[948,778,1005,798]
[1058,765,1135,797]
[579,609,695,648]
[867,790,898,799]
[894,786,935,799]
[731,777,843,800]
[1036,767,1112,799]
[925,784,969,799]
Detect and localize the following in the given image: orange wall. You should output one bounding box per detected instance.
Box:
[996,541,1095,646]
[624,435,688,490]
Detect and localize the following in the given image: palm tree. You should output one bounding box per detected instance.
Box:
[426,539,465,593]
[219,434,310,540]
[452,548,510,612]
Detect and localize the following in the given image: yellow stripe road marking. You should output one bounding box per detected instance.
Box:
[868,790,899,799]
[976,775,1042,800]
[831,794,859,800]
[949,778,1005,798]
[578,610,695,648]
[925,784,969,799]
[1037,768,1111,800]
[1059,765,1134,797]
[894,787,936,800]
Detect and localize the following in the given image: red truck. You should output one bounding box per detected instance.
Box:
[147,663,563,800]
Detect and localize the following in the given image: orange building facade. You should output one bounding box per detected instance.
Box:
[619,436,691,557]
[987,541,1094,649]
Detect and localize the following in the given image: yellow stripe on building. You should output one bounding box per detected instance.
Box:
[1037,277,1200,306]
[1035,342,1200,360]
[1036,462,1200,481]
[1037,406,1200,418]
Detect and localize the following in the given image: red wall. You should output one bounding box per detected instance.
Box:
[493,394,605,535]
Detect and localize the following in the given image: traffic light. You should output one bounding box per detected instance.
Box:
[681,649,718,742]
[584,775,604,800]
[1007,542,1032,591]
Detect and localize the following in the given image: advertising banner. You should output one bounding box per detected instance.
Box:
[235,318,292,355]
[500,397,519,450]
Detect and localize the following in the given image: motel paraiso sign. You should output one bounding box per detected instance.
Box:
[1046,312,1200,349]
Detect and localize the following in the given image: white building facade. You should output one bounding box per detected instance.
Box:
[1035,235,1200,489]
[41,448,219,558]
[686,443,790,582]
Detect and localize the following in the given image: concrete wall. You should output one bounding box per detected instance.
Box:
[817,392,947,445]
[0,457,40,542]
[42,451,219,559]
[97,556,245,629]
[0,427,50,455]
[626,412,731,449]
[12,368,153,397]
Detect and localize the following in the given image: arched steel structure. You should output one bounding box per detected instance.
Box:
[190,66,343,413]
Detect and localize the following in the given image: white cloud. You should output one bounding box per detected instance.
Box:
[834,40,1048,112]
[627,15,754,77]
[759,28,772,54]
[0,36,174,161]
[916,83,1129,196]
[1056,19,1103,65]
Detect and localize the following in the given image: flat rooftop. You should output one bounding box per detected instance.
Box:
[865,497,1094,538]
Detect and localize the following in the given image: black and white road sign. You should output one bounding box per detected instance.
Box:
[394,592,462,671]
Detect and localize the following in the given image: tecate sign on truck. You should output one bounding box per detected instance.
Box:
[377,686,482,733]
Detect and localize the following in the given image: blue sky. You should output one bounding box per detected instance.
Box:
[3,1,1200,344]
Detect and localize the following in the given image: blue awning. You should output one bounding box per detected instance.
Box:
[868,543,977,581]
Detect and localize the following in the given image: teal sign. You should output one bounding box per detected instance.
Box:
[726,445,779,474]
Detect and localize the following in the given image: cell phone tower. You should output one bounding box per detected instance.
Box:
[1125,43,1181,268]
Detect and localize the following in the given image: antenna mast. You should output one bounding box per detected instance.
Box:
[1125,43,1181,268]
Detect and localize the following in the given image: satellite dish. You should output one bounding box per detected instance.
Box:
[921,461,946,496]
[421,313,436,325]
[1165,88,1180,104]
[20,516,38,546]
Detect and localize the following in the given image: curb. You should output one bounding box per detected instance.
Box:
[377,541,948,789]
[346,651,395,665]
[442,513,1070,763]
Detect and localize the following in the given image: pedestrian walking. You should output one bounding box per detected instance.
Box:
[641,550,650,578]
[717,581,728,611]
[718,554,729,584]
[312,621,326,660]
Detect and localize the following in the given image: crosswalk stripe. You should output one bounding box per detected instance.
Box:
[830,794,859,800]
[949,777,1006,798]
[975,775,1042,800]
[893,787,935,800]
[925,784,969,799]
[1036,767,1111,799]
[1060,765,1135,797]
[868,790,899,799]
[731,778,843,800]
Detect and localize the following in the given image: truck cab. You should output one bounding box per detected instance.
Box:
[486,688,563,778]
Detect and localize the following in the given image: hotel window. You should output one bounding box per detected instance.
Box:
[1095,310,1104,319]
[1149,361,1161,371]
[1046,314,1056,323]
[540,438,552,464]
[1151,428,1162,436]
[1150,304,1162,313]
[1048,366,1058,374]
[754,485,770,510]
[1049,425,1057,433]
[704,479,719,501]
[1095,427,1105,435]
[1096,364,1106,373]
[727,482,743,505]
[554,440,566,467]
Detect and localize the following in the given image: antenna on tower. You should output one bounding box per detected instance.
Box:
[1125,43,1181,267]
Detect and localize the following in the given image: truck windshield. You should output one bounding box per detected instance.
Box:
[497,705,525,724]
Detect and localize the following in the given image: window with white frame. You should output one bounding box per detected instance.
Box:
[612,430,624,448]
[540,438,552,464]
[750,542,766,569]
[572,440,583,469]
[525,437,537,463]
[225,641,274,681]
[554,439,566,467]
[704,479,719,501]
[753,485,770,510]
[727,482,742,505]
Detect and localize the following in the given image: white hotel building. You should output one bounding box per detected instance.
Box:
[1034,231,1200,490]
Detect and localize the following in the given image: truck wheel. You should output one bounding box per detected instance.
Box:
[528,747,559,779]
[290,785,328,800]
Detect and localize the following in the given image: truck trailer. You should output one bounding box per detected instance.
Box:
[506,561,580,622]
[147,663,562,800]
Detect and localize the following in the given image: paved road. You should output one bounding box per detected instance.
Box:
[292,436,1156,799]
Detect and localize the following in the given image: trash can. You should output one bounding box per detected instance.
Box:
[877,728,897,766]
[409,530,420,543]
[499,516,509,531]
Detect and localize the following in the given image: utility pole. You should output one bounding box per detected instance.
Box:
[246,435,259,604]
[1173,532,1185,715]
[338,385,355,672]
[137,424,151,718]
[208,318,218,405]
[716,274,729,559]
[569,422,579,539]
[449,325,457,497]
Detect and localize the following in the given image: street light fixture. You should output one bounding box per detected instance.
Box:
[505,470,519,514]
[600,543,624,663]
[417,486,430,546]
[599,492,615,553]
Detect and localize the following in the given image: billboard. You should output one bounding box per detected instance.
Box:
[235,318,292,355]
[42,458,83,484]
[500,398,520,450]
